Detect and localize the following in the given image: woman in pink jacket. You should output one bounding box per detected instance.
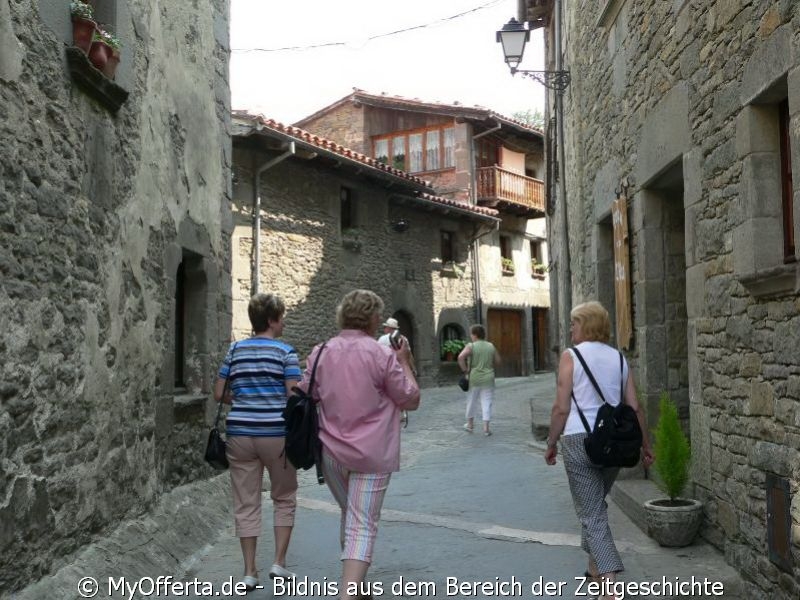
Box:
[301,289,420,600]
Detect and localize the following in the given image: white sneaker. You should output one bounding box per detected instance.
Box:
[242,575,259,591]
[269,564,296,579]
[463,423,473,433]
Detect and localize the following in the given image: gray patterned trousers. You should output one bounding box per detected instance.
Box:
[560,432,625,574]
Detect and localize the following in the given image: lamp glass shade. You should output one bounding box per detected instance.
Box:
[496,18,529,70]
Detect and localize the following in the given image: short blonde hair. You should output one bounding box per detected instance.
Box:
[570,301,611,343]
[336,289,384,332]
[248,293,285,333]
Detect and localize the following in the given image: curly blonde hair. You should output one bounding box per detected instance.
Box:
[336,289,384,332]
[570,301,611,343]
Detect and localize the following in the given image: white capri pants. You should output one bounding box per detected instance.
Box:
[465,385,494,421]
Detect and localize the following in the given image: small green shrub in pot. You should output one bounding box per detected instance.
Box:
[644,391,702,547]
[653,392,691,502]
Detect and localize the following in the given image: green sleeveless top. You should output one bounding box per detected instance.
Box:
[467,340,496,387]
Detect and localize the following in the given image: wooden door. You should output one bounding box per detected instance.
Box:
[487,309,522,377]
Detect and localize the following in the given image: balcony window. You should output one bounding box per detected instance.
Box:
[374,125,455,173]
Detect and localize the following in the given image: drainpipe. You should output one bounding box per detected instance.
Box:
[554,0,572,352]
[252,141,295,295]
[470,121,502,324]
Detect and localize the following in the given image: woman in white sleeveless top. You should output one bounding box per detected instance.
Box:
[544,301,653,600]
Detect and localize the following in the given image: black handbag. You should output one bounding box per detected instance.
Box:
[571,347,643,468]
[458,346,471,391]
[205,344,237,470]
[458,374,469,392]
[205,399,229,470]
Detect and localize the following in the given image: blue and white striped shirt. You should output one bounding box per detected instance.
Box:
[218,337,302,437]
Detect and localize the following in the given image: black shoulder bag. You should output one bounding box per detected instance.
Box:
[571,347,643,468]
[282,343,327,484]
[205,343,238,470]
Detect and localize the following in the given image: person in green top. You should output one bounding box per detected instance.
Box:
[457,324,501,436]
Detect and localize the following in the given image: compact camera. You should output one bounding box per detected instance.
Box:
[389,329,402,349]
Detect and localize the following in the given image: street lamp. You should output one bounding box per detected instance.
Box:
[496,18,571,93]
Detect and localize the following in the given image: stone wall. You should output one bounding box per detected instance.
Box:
[231,146,478,387]
[556,1,800,596]
[0,0,231,591]
[297,101,366,153]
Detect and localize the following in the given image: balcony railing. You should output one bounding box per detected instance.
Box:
[476,166,545,216]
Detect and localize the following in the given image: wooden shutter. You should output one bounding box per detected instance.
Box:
[612,194,632,349]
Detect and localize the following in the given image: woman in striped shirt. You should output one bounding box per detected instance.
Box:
[215,293,302,590]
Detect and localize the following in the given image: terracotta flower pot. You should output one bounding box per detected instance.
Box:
[88,40,111,72]
[102,51,120,79]
[72,17,96,54]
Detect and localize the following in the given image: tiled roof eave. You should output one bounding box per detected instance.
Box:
[233,113,433,192]
[390,193,500,223]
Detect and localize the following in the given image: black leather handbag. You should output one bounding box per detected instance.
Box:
[204,398,229,470]
[205,344,237,470]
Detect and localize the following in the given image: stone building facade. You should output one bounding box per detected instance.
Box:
[522,0,800,596]
[232,113,501,386]
[0,0,231,592]
[296,91,552,374]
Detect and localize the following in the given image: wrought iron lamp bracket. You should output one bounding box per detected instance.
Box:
[512,68,571,93]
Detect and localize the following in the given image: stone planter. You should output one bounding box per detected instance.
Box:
[644,498,703,547]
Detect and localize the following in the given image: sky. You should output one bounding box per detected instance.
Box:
[229,0,545,126]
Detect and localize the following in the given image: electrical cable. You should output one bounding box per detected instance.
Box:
[232,0,504,53]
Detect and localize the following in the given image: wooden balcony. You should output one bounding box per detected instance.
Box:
[476,166,545,217]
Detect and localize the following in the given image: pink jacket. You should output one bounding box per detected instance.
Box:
[300,330,419,473]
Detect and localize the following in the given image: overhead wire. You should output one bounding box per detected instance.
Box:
[232,0,505,53]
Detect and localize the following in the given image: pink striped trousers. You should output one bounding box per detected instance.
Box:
[321,451,392,563]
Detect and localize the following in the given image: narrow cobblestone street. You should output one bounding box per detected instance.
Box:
[160,377,741,600]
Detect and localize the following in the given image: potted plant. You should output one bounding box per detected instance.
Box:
[88,29,111,72]
[441,339,466,362]
[501,257,514,275]
[70,1,96,54]
[531,259,547,278]
[99,28,122,79]
[643,392,703,547]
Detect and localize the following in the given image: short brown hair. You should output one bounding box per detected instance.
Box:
[248,293,285,333]
[470,324,486,339]
[336,289,384,332]
[570,301,611,343]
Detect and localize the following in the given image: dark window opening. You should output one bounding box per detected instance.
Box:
[174,261,185,388]
[441,231,454,263]
[173,250,208,394]
[500,235,513,275]
[779,99,794,261]
[341,187,354,230]
[500,235,512,260]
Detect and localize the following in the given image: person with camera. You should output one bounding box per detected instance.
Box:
[300,290,420,599]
